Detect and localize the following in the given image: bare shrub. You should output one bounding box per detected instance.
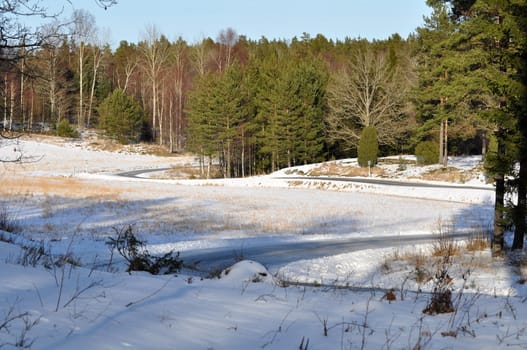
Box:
[0,304,39,349]
[423,256,455,315]
[0,203,19,233]
[17,241,49,267]
[106,224,183,275]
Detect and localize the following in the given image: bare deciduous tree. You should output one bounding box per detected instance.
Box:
[216,28,238,71]
[169,38,187,152]
[140,25,170,143]
[326,46,412,149]
[71,9,96,129]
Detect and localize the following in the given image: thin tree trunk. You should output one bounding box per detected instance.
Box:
[158,86,164,145]
[443,120,448,166]
[79,42,85,129]
[493,138,506,255]
[152,83,157,141]
[241,127,245,178]
[3,74,7,130]
[29,83,34,131]
[87,48,102,128]
[513,147,527,249]
[169,97,174,152]
[9,79,15,131]
[20,56,25,130]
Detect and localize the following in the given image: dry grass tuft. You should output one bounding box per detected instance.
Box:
[465,233,491,252]
[431,218,460,257]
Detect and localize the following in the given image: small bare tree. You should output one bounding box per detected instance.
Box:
[216,27,238,72]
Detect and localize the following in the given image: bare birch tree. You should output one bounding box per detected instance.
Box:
[170,38,187,152]
[216,28,238,72]
[86,28,110,127]
[139,25,169,143]
[71,9,96,129]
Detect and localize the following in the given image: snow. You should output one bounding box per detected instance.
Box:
[0,134,526,349]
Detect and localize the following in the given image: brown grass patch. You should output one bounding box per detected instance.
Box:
[1,176,121,198]
[417,167,469,183]
[307,162,384,177]
[161,164,222,179]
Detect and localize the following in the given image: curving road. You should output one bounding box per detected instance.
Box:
[117,167,492,191]
[117,167,488,275]
[180,233,471,275]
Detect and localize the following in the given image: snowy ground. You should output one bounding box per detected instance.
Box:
[0,134,526,349]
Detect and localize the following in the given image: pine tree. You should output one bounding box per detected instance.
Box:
[421,0,527,252]
[97,89,145,143]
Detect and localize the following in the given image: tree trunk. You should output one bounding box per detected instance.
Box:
[443,120,448,166]
[168,97,174,153]
[493,138,506,255]
[78,42,85,129]
[439,119,444,164]
[513,155,526,249]
[87,48,102,128]
[9,79,15,131]
[20,55,25,130]
[493,173,506,255]
[439,119,448,166]
[3,74,7,130]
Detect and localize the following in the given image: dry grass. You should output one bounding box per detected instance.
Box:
[465,234,491,252]
[160,164,222,179]
[0,176,122,199]
[431,218,460,257]
[307,162,384,177]
[417,167,469,183]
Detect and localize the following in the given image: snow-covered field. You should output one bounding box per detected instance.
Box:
[0,134,526,350]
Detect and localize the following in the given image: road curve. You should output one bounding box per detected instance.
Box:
[116,167,485,275]
[278,176,493,191]
[116,167,172,178]
[180,233,470,275]
[117,167,493,192]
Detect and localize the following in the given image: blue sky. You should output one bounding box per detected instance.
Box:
[59,1,431,46]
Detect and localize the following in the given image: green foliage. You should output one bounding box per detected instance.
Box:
[98,89,145,144]
[254,53,328,172]
[56,119,79,138]
[358,126,379,167]
[186,54,328,176]
[483,129,518,179]
[415,141,439,165]
[186,63,249,177]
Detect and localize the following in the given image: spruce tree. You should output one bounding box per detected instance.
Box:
[97,89,144,144]
[358,126,378,167]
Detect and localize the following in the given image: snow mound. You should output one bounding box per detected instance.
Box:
[221,260,272,283]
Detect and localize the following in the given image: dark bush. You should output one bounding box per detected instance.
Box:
[415,141,439,165]
[56,119,79,138]
[106,225,183,275]
[358,126,378,167]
